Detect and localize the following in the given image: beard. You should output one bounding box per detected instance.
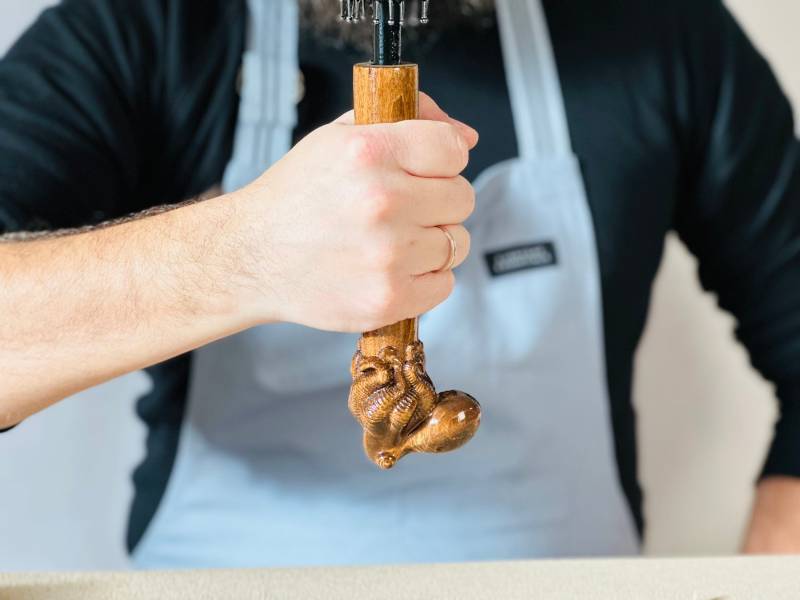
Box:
[298,0,496,53]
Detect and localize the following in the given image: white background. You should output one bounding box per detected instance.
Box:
[0,0,798,571]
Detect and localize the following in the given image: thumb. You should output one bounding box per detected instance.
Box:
[336,94,479,150]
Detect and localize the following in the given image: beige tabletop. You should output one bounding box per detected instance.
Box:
[1,556,799,600]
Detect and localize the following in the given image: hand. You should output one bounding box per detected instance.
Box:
[234,93,479,332]
[743,476,800,554]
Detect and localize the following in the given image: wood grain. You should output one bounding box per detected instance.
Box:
[354,63,419,126]
[353,63,420,362]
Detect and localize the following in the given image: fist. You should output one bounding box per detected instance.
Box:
[236,93,479,332]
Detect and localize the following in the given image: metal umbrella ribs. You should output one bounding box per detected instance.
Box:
[341,0,481,469]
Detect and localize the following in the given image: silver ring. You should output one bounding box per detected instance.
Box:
[436,225,457,272]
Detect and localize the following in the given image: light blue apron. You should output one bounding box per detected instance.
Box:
[132,0,639,568]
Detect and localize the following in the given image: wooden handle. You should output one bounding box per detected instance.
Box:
[353,63,419,126]
[348,63,481,470]
[354,63,419,362]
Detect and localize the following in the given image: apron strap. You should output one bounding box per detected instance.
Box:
[222,0,299,193]
[496,0,573,159]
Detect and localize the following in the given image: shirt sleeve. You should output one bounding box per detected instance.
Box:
[673,1,800,479]
[0,0,243,433]
[0,0,145,232]
[0,0,243,234]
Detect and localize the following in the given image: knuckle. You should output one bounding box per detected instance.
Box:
[361,184,396,225]
[440,271,456,299]
[444,124,469,172]
[368,276,401,320]
[424,273,455,312]
[457,176,476,218]
[461,228,472,257]
[345,130,384,168]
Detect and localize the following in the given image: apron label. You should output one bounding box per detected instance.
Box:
[485,241,558,277]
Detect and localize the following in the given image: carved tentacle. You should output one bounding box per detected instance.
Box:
[388,385,418,436]
[348,354,391,425]
[348,347,410,442]
[361,351,412,469]
[402,341,438,431]
[350,349,364,380]
[363,358,406,431]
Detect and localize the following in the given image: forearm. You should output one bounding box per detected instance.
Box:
[0,99,477,428]
[0,192,266,427]
[743,476,800,554]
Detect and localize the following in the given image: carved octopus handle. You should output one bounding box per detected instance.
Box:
[349,332,481,469]
[348,63,481,469]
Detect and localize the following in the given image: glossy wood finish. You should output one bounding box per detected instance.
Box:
[349,63,481,469]
[353,63,419,124]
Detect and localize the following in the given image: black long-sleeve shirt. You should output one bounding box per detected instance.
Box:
[1,0,799,553]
